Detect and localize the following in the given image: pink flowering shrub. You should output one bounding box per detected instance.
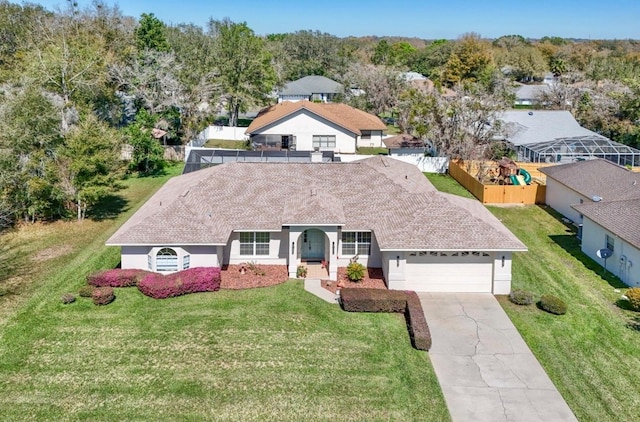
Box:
[87,269,152,288]
[92,287,115,306]
[137,267,221,299]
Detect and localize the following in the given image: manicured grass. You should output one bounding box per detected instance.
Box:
[430,173,640,421]
[424,173,475,199]
[357,147,389,155]
[0,163,449,421]
[203,139,249,149]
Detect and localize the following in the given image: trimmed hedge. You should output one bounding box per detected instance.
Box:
[87,269,152,288]
[626,288,640,311]
[138,267,221,299]
[539,295,567,315]
[509,289,535,306]
[404,291,432,351]
[340,288,407,313]
[340,288,431,351]
[92,287,115,306]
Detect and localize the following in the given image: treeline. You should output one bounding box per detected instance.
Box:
[0,0,639,228]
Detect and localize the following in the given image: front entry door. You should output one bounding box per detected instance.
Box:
[302,229,325,260]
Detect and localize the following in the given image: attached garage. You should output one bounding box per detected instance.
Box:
[404,251,494,293]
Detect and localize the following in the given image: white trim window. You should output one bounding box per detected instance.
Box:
[156,248,178,272]
[312,135,336,149]
[606,234,615,252]
[240,232,270,256]
[341,232,371,256]
[183,254,191,270]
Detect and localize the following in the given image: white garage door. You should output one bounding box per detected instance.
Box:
[405,252,494,293]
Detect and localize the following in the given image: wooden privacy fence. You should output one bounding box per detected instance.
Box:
[448,160,548,205]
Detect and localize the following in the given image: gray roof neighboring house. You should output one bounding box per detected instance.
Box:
[107,157,526,252]
[514,84,550,102]
[539,159,640,202]
[279,75,343,97]
[498,110,600,146]
[573,199,640,250]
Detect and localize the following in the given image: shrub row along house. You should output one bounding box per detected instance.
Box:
[107,157,526,293]
[244,100,387,152]
[541,159,640,287]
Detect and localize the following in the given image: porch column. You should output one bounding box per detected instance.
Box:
[327,229,338,281]
[288,228,302,278]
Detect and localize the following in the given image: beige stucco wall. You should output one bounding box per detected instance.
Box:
[545,178,590,223]
[120,245,220,272]
[250,109,357,153]
[356,130,385,148]
[581,218,640,287]
[225,231,288,266]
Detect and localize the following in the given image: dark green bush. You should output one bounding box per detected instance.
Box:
[509,289,535,305]
[78,285,95,297]
[92,287,115,306]
[405,292,431,351]
[626,288,640,311]
[340,288,407,313]
[296,265,307,278]
[346,262,366,282]
[340,288,431,351]
[539,295,567,315]
[61,293,76,304]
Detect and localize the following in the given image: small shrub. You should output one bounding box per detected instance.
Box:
[509,289,535,306]
[87,269,152,288]
[92,287,115,306]
[61,293,76,304]
[539,295,567,315]
[78,285,95,297]
[246,261,265,276]
[346,262,366,282]
[626,288,640,311]
[138,267,221,299]
[340,288,407,313]
[405,291,431,351]
[296,265,307,278]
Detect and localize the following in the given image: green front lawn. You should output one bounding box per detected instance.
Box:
[428,173,640,421]
[0,166,449,421]
[357,147,388,156]
[203,139,249,149]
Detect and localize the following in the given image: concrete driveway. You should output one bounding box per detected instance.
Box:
[418,293,577,422]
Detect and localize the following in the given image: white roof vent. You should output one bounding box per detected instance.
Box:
[591,195,602,202]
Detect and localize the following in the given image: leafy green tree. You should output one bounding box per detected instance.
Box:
[371,39,391,65]
[407,39,453,79]
[125,109,165,174]
[209,18,275,127]
[56,113,123,220]
[442,34,494,87]
[135,13,169,52]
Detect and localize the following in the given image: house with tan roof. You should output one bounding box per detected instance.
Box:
[540,159,640,286]
[245,101,387,153]
[107,157,527,293]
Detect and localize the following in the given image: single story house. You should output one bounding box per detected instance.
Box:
[540,159,640,286]
[383,134,430,156]
[278,75,343,103]
[107,157,527,294]
[245,101,387,153]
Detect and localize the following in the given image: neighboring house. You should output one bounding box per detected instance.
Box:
[245,101,387,153]
[513,84,550,106]
[278,75,343,103]
[107,157,527,294]
[539,159,640,286]
[497,110,640,166]
[383,134,429,156]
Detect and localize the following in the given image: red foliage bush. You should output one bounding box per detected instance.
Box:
[404,291,432,351]
[137,267,221,299]
[92,287,115,306]
[87,269,152,288]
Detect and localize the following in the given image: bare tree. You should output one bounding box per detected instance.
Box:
[341,63,408,115]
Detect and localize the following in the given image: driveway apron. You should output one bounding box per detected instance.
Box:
[419,293,577,422]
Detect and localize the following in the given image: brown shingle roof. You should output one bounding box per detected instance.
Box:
[245,101,387,136]
[383,134,425,149]
[107,157,526,252]
[540,159,640,202]
[573,199,640,249]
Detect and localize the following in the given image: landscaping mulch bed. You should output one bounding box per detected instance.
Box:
[321,267,387,294]
[220,264,289,289]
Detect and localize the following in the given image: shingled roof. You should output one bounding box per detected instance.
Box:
[573,199,640,249]
[107,157,526,253]
[540,159,640,202]
[245,101,387,136]
[279,75,343,97]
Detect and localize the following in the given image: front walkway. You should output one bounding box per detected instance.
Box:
[418,293,577,422]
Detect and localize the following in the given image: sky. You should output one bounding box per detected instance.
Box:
[32,0,640,40]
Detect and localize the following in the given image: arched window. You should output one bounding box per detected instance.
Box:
[156,248,178,272]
